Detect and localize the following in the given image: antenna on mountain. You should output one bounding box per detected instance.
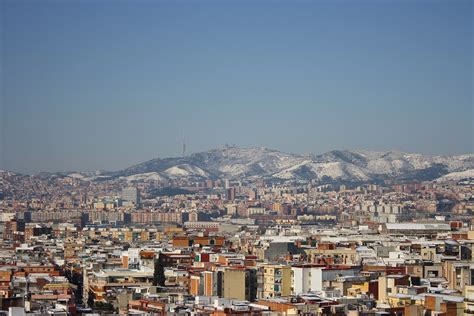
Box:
[182,137,186,157]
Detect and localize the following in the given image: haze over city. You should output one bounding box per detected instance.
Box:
[1,1,474,316]
[1,0,472,174]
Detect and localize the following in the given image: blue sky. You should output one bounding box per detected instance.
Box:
[1,0,472,173]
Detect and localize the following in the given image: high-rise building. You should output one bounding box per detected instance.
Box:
[226,187,236,201]
[122,187,140,207]
[257,264,292,299]
[226,204,237,216]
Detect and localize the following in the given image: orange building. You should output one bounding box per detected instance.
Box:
[190,275,200,296]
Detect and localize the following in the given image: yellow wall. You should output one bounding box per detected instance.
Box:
[378,276,387,303]
[468,231,474,240]
[223,269,246,300]
[281,266,292,296]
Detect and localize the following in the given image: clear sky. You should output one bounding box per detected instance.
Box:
[1,0,472,174]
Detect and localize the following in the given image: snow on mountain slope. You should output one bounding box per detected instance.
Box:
[436,169,474,181]
[431,154,474,172]
[165,166,190,176]
[0,170,16,177]
[266,149,471,182]
[189,147,306,178]
[67,173,90,180]
[163,164,210,178]
[273,160,371,181]
[46,147,473,184]
[343,150,474,175]
[118,164,211,182]
[120,172,165,182]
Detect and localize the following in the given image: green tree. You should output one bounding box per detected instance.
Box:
[94,301,114,311]
[153,253,166,286]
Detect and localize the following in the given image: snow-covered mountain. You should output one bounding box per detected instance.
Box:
[59,147,474,184]
[0,170,16,177]
[436,169,474,182]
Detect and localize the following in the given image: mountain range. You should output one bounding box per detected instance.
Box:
[55,147,474,185]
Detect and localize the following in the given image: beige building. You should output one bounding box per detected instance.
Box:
[378,275,409,304]
[305,247,358,265]
[222,268,246,300]
[465,285,474,315]
[442,261,474,293]
[258,264,291,299]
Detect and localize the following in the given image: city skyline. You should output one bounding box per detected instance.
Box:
[2,0,473,173]
[0,1,473,313]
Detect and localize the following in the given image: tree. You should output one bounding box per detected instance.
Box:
[94,301,114,311]
[153,253,166,286]
[257,225,266,235]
